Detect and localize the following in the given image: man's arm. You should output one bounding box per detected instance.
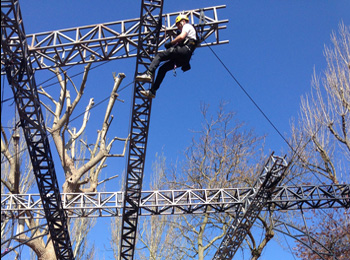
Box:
[170,30,187,45]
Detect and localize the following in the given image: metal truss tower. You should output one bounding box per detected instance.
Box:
[119,1,163,259]
[1,1,74,259]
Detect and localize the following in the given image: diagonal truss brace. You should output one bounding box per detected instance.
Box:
[1,1,74,259]
[1,5,228,71]
[213,153,288,260]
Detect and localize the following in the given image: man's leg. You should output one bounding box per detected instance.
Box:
[140,60,175,98]
[151,60,175,94]
[136,48,175,82]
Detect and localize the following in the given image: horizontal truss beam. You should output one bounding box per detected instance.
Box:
[2,184,349,219]
[1,5,228,71]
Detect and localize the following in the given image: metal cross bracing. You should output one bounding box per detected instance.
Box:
[119,1,164,259]
[1,184,349,219]
[1,1,74,259]
[0,6,228,71]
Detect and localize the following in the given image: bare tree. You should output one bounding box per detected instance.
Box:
[291,22,349,185]
[1,123,35,195]
[1,122,36,258]
[1,60,129,259]
[71,217,96,260]
[155,103,272,260]
[40,59,128,193]
[136,156,187,260]
[110,215,122,260]
[289,23,350,259]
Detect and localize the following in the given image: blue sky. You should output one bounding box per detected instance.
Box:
[2,1,349,259]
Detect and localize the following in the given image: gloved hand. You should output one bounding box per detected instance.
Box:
[165,42,173,49]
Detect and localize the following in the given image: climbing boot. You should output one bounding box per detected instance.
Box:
[140,89,156,98]
[136,71,152,83]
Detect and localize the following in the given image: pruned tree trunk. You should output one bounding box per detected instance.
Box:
[2,61,128,259]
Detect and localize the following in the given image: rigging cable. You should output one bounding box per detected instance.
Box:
[204,39,293,151]
[205,41,342,258]
[204,40,327,185]
[1,74,5,116]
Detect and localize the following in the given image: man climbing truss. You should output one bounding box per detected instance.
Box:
[136,14,197,98]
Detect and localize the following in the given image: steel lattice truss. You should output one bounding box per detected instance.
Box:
[119,1,164,259]
[1,1,230,259]
[2,184,349,219]
[1,6,228,71]
[3,1,347,260]
[1,1,74,259]
[213,154,288,260]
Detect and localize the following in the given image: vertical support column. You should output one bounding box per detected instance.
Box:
[120,1,163,259]
[1,1,74,259]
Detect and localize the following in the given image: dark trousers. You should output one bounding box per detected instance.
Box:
[148,45,192,93]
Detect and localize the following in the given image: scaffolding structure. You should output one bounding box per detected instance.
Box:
[1,1,349,260]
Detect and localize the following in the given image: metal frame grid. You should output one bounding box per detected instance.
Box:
[3,2,345,259]
[1,2,230,259]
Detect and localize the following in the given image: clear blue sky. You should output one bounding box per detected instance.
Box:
[2,1,349,259]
